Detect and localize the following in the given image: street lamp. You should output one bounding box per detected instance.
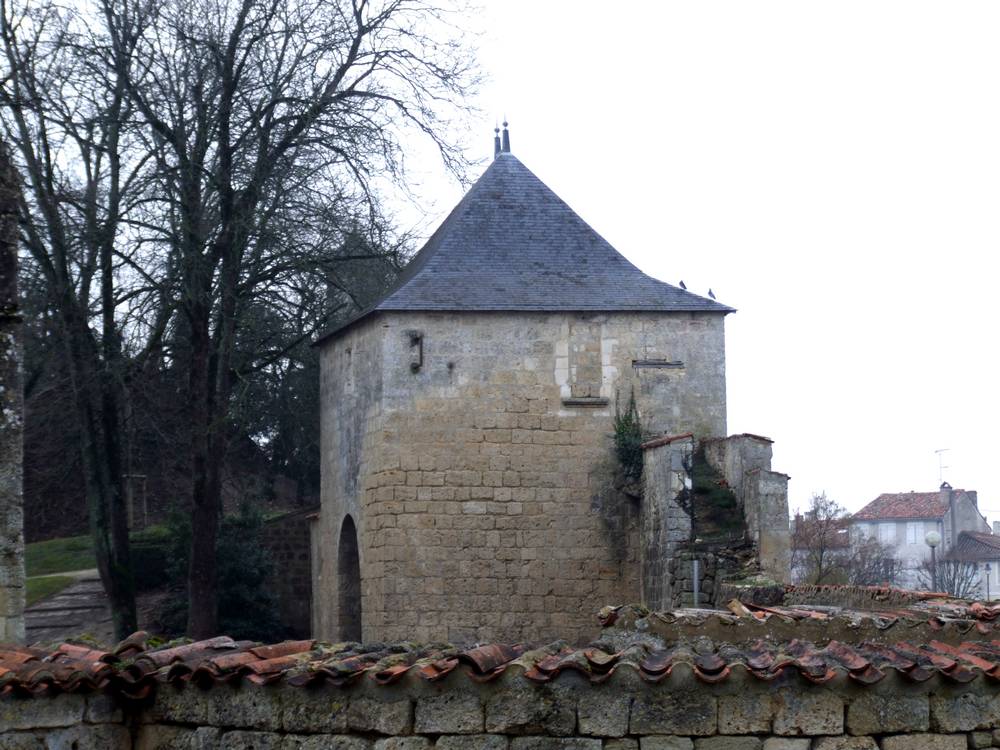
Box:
[986,564,992,602]
[925,530,941,591]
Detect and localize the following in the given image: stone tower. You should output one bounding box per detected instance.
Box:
[313,131,733,644]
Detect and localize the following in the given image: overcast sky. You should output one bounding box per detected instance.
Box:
[402,1,1000,519]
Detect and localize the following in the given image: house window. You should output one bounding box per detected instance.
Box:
[879,523,894,544]
[907,522,920,545]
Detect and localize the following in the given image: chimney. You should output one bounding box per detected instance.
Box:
[941,481,956,549]
[968,490,978,507]
[501,119,510,153]
[993,521,1000,536]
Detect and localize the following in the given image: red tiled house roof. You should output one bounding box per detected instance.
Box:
[852,491,963,521]
[951,531,1000,562]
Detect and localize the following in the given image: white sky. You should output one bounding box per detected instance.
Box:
[401,1,1000,520]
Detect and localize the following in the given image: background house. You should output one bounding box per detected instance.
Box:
[851,483,989,589]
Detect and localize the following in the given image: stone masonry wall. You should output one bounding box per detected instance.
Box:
[703,435,790,583]
[641,436,694,610]
[315,310,727,645]
[6,667,1000,749]
[262,508,317,638]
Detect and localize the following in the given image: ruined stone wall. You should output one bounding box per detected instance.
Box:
[703,435,790,583]
[315,310,727,645]
[641,436,694,610]
[6,668,1000,749]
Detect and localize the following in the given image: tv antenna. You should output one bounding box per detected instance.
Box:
[934,448,950,483]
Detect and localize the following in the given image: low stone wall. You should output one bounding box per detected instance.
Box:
[5,665,1000,749]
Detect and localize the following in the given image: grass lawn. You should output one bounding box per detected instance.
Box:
[25,575,75,606]
[25,535,96,577]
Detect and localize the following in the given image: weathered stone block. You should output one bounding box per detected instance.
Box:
[772,689,842,736]
[639,738,694,750]
[348,696,413,735]
[0,694,84,730]
[484,684,575,736]
[604,740,638,750]
[846,693,928,735]
[931,693,1000,732]
[84,694,122,724]
[144,685,210,725]
[296,737,372,750]
[718,694,775,734]
[217,730,285,750]
[812,738,877,750]
[576,688,630,737]
[630,692,717,736]
[135,725,222,750]
[508,740,601,750]
[281,687,350,733]
[44,724,131,750]
[373,739,432,750]
[206,685,284,731]
[881,734,966,750]
[970,732,993,749]
[0,732,44,750]
[693,738,762,750]
[761,740,808,750]
[434,735,507,750]
[415,692,484,734]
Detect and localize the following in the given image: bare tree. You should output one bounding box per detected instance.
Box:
[918,558,980,599]
[4,0,476,638]
[0,140,26,641]
[792,492,902,587]
[0,1,155,635]
[792,493,852,584]
[100,0,476,637]
[847,536,902,587]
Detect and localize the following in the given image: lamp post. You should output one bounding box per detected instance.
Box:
[925,530,941,592]
[986,563,992,602]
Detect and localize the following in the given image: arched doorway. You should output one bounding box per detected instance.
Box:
[337,515,362,641]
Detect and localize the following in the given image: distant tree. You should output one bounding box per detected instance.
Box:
[792,492,902,587]
[917,558,980,599]
[847,535,902,587]
[792,493,852,584]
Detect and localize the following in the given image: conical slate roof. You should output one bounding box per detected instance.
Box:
[319,153,731,342]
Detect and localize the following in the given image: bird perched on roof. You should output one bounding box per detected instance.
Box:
[708,288,716,299]
[679,280,687,290]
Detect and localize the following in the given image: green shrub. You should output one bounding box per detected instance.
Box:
[158,503,285,641]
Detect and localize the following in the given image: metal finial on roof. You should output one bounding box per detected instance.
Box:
[501,119,510,153]
[708,288,716,299]
[494,124,501,159]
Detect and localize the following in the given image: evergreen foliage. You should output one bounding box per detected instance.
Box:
[159,504,284,641]
[614,392,644,481]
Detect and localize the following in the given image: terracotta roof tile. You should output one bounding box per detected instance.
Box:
[9,599,1000,697]
[853,490,960,520]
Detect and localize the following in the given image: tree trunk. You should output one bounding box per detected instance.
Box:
[187,306,220,638]
[0,141,26,643]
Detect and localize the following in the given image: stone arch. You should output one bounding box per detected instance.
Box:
[336,515,362,641]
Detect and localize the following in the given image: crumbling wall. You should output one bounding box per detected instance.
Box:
[640,435,694,610]
[702,434,791,583]
[6,668,1000,749]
